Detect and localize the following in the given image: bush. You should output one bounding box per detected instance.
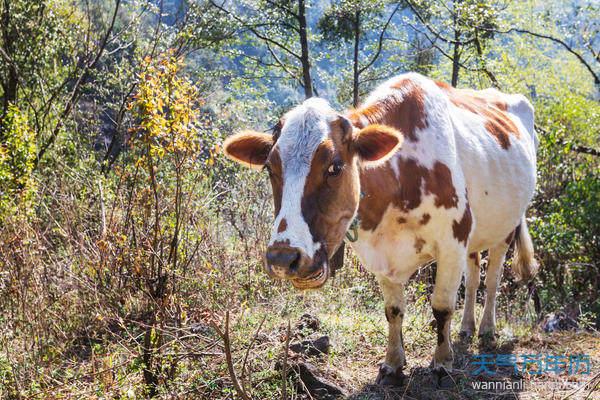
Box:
[0,105,37,218]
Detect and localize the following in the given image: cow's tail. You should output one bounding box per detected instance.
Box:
[512,215,539,282]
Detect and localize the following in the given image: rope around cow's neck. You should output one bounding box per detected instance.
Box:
[345,191,365,242]
[345,217,360,242]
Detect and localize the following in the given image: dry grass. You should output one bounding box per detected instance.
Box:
[1,165,599,400]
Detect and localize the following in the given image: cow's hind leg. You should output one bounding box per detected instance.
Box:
[431,247,466,371]
[460,251,480,338]
[479,242,510,336]
[375,277,406,386]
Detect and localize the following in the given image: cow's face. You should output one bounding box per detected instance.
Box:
[224,98,402,289]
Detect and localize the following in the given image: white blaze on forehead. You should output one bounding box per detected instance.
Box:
[269,98,336,258]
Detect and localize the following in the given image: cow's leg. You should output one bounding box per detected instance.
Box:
[460,251,480,337]
[479,242,509,335]
[431,248,466,370]
[375,277,406,386]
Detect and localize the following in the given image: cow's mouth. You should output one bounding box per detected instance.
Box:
[291,263,329,289]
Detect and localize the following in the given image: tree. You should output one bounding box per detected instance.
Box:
[209,0,317,98]
[405,0,501,87]
[318,0,402,106]
[0,0,123,165]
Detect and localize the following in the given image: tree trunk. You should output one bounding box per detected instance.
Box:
[298,0,313,98]
[1,0,17,123]
[451,0,461,87]
[352,10,360,107]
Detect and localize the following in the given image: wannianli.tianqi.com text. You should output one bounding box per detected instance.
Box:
[471,380,581,391]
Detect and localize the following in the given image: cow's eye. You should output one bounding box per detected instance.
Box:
[327,161,343,176]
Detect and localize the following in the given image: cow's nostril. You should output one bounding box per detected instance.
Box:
[289,252,300,272]
[266,248,301,271]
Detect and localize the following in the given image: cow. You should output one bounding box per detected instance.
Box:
[223,72,539,385]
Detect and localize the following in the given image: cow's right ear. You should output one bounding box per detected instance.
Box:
[223,130,274,169]
[351,124,403,166]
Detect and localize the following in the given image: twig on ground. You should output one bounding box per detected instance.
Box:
[281,320,291,400]
[241,314,267,387]
[561,371,600,400]
[211,311,252,400]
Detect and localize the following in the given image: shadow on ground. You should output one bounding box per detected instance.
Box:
[347,336,522,400]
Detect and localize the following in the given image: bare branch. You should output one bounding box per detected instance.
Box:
[492,27,600,86]
[405,0,478,46]
[358,3,402,75]
[36,0,123,166]
[211,311,252,400]
[209,0,301,60]
[263,0,298,19]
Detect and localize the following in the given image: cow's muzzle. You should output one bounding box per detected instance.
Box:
[265,245,329,289]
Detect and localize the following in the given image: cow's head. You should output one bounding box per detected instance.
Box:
[224,98,403,289]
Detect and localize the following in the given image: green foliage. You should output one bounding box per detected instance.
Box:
[317,0,386,45]
[0,106,37,217]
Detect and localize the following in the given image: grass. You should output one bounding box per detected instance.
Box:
[2,246,598,399]
[0,170,598,399]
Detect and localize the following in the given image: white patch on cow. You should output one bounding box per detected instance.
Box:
[269,97,336,258]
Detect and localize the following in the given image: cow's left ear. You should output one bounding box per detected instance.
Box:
[223,129,274,169]
[351,124,404,165]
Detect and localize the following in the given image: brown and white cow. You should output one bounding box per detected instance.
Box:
[223,73,539,385]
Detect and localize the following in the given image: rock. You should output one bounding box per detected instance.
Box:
[295,362,347,399]
[296,314,320,335]
[289,335,330,356]
[542,311,579,332]
[190,323,214,336]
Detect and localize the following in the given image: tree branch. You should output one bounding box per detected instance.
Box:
[35,0,122,166]
[405,0,478,46]
[484,27,600,87]
[209,0,301,60]
[358,2,401,75]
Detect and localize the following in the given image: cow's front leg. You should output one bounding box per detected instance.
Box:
[431,248,466,371]
[375,277,406,386]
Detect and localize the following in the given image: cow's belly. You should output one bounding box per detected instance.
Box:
[351,203,441,283]
[454,111,537,250]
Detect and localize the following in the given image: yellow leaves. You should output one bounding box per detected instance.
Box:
[130,50,203,168]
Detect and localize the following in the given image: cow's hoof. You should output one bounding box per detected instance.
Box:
[431,366,454,389]
[430,356,453,372]
[375,363,406,387]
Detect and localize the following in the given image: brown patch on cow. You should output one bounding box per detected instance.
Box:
[469,252,481,267]
[424,162,459,209]
[277,218,287,233]
[358,158,458,231]
[419,213,431,225]
[414,237,426,253]
[271,239,291,247]
[265,149,283,215]
[347,112,364,129]
[436,81,519,150]
[385,306,402,322]
[397,217,407,224]
[452,201,472,246]
[347,78,428,142]
[432,308,450,345]
[272,117,285,142]
[505,229,515,245]
[300,129,361,258]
